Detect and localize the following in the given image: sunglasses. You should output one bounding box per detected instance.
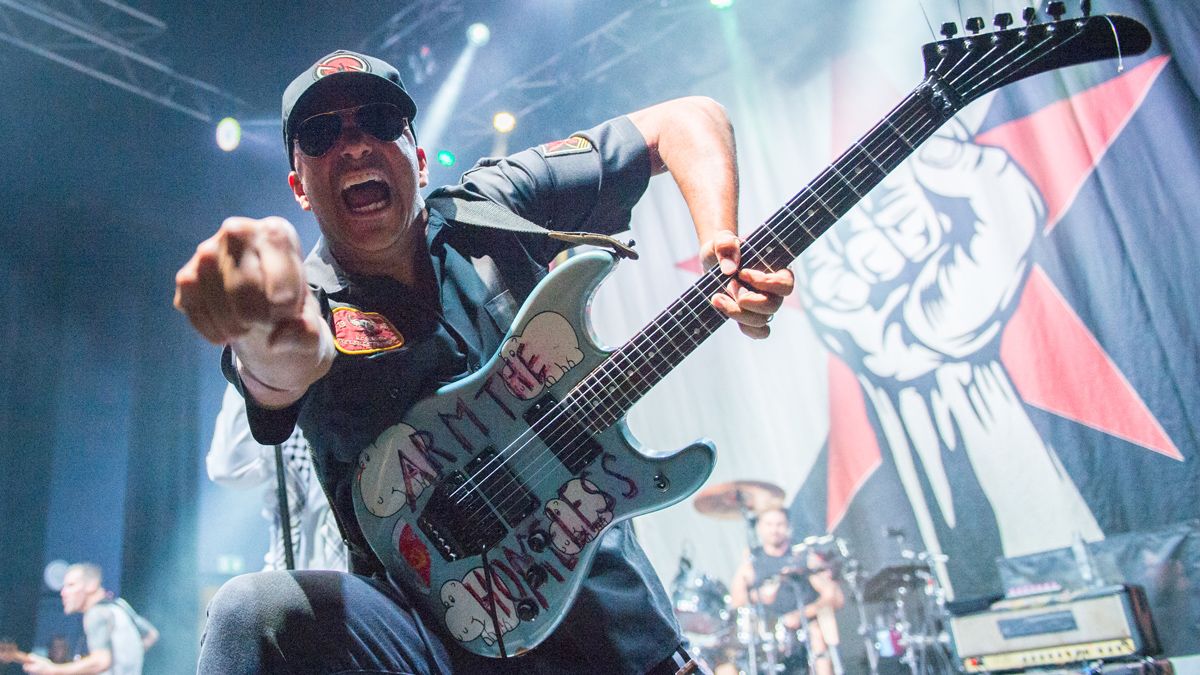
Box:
[293,102,410,159]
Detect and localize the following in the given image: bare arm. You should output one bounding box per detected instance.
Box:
[22,651,111,675]
[729,558,755,608]
[141,625,159,651]
[174,216,335,409]
[627,96,793,339]
[809,570,844,610]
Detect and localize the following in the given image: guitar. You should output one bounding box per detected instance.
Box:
[352,6,1151,658]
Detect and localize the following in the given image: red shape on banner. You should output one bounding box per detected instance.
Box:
[1001,265,1182,460]
[974,55,1169,234]
[826,354,882,531]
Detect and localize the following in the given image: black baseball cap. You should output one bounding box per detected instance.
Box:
[281,50,418,167]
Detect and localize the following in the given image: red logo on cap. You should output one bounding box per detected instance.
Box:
[314,53,369,79]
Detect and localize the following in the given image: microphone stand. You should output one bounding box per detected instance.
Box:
[738,491,772,675]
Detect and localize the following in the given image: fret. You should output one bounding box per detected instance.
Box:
[827,164,867,201]
[882,117,917,150]
[855,140,889,174]
[567,79,950,432]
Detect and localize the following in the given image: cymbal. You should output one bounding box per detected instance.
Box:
[693,480,785,519]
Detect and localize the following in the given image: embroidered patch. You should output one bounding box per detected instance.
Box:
[398,524,431,588]
[314,53,369,80]
[539,136,592,157]
[332,307,404,354]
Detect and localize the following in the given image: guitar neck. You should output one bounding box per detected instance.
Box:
[568,78,952,428]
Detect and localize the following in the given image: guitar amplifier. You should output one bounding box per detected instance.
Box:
[950,584,1159,673]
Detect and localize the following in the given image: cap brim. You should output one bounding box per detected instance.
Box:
[287,71,417,137]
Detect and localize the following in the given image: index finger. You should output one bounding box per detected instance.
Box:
[254,217,306,320]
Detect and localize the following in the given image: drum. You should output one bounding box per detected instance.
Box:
[672,573,731,635]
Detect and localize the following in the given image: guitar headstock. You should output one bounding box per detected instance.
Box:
[921,3,1151,111]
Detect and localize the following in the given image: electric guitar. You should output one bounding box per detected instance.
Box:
[352,6,1151,658]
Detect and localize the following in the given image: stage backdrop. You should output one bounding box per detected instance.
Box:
[573,0,1200,640]
[177,1,1200,663]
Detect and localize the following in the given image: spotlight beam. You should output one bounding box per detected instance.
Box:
[420,41,480,152]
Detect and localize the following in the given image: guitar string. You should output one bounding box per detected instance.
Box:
[440,72,945,512]
[442,24,1082,538]
[439,22,1087,537]
[438,31,992,521]
[435,15,1027,513]
[442,93,946,532]
[442,30,1024,531]
[470,17,1093,518]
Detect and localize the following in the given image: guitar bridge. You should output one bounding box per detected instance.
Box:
[417,447,539,562]
[418,471,506,562]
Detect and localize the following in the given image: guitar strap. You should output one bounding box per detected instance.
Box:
[424,195,639,261]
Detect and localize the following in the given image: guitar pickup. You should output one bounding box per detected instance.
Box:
[466,447,539,526]
[524,394,603,474]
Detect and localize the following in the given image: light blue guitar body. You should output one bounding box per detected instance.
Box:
[352,251,715,657]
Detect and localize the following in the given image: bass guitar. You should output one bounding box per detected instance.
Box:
[352,5,1151,658]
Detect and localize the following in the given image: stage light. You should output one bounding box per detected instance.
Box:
[215,117,241,152]
[467,23,491,47]
[492,111,516,134]
[710,0,734,8]
[436,150,456,167]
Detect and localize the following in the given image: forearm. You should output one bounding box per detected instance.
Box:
[627,96,739,245]
[232,292,336,409]
[141,627,159,651]
[48,653,110,675]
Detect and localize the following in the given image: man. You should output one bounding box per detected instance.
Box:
[22,564,158,675]
[728,508,844,675]
[174,49,793,674]
[208,382,347,571]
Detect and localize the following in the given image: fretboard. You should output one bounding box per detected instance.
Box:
[565,77,957,431]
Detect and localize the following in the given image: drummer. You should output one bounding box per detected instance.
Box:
[729,507,845,675]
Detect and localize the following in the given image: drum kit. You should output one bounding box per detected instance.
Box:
[672,480,959,675]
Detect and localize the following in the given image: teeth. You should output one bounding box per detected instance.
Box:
[350,199,389,214]
[340,170,388,191]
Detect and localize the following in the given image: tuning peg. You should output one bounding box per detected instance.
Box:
[1081,0,1092,17]
[1047,1,1067,20]
[939,22,958,39]
[1022,7,1037,25]
[965,16,985,34]
[994,12,1014,30]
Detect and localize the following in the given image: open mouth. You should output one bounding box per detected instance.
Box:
[341,171,392,214]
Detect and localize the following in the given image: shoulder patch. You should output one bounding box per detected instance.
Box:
[332,307,404,355]
[539,136,593,157]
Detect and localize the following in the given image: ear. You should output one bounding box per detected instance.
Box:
[417,147,429,188]
[289,170,311,211]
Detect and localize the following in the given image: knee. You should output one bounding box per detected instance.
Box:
[205,572,298,639]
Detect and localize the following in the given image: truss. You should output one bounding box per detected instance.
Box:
[447,0,705,153]
[0,0,247,122]
[358,0,465,61]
